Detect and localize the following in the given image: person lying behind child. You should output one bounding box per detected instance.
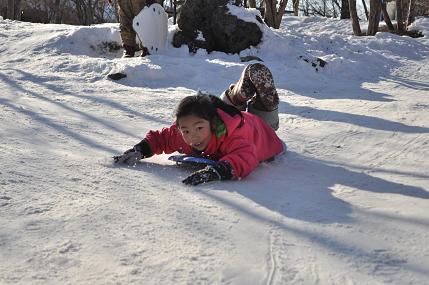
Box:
[220,62,279,130]
[114,94,285,186]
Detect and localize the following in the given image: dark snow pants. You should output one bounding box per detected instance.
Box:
[118,0,151,49]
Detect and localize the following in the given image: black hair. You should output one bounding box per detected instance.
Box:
[174,93,243,126]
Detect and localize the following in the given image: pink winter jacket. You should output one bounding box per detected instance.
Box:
[145,109,284,179]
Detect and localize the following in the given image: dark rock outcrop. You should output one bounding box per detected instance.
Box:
[172,0,263,54]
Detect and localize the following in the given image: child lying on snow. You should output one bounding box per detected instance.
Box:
[114,63,285,185]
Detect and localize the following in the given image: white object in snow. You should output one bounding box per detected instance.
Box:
[132,3,168,54]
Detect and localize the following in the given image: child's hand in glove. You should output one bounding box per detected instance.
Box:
[182,161,233,186]
[182,166,221,185]
[113,148,142,165]
[113,139,152,165]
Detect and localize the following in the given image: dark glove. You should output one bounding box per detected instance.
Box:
[113,139,152,165]
[113,148,142,165]
[182,161,233,186]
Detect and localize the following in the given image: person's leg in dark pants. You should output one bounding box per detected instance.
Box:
[221,63,279,130]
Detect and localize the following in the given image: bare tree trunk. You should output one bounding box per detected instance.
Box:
[407,0,416,24]
[75,0,86,25]
[332,0,337,18]
[293,0,299,16]
[341,0,349,19]
[349,0,361,35]
[380,0,394,31]
[7,0,14,19]
[264,0,288,28]
[14,0,21,20]
[264,0,275,27]
[248,0,256,8]
[276,0,288,26]
[361,0,369,19]
[54,0,62,23]
[116,0,120,22]
[396,0,406,32]
[85,0,94,25]
[367,0,381,35]
[402,0,410,26]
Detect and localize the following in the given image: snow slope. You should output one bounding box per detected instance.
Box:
[1,14,429,285]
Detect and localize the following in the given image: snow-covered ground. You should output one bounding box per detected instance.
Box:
[1,12,429,284]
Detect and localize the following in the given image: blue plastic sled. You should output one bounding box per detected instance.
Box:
[168,155,216,167]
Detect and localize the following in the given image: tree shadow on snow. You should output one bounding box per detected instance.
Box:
[201,151,429,225]
[1,69,168,126]
[194,151,429,277]
[110,152,429,276]
[117,151,429,226]
[279,101,429,134]
[380,75,429,91]
[280,78,396,102]
[0,69,170,155]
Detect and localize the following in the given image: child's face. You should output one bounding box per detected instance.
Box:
[177,115,212,151]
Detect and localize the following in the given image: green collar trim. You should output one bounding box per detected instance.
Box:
[213,116,226,138]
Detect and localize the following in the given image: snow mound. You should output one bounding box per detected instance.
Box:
[34,24,122,58]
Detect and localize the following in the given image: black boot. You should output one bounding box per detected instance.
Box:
[140,46,150,57]
[122,45,136,58]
